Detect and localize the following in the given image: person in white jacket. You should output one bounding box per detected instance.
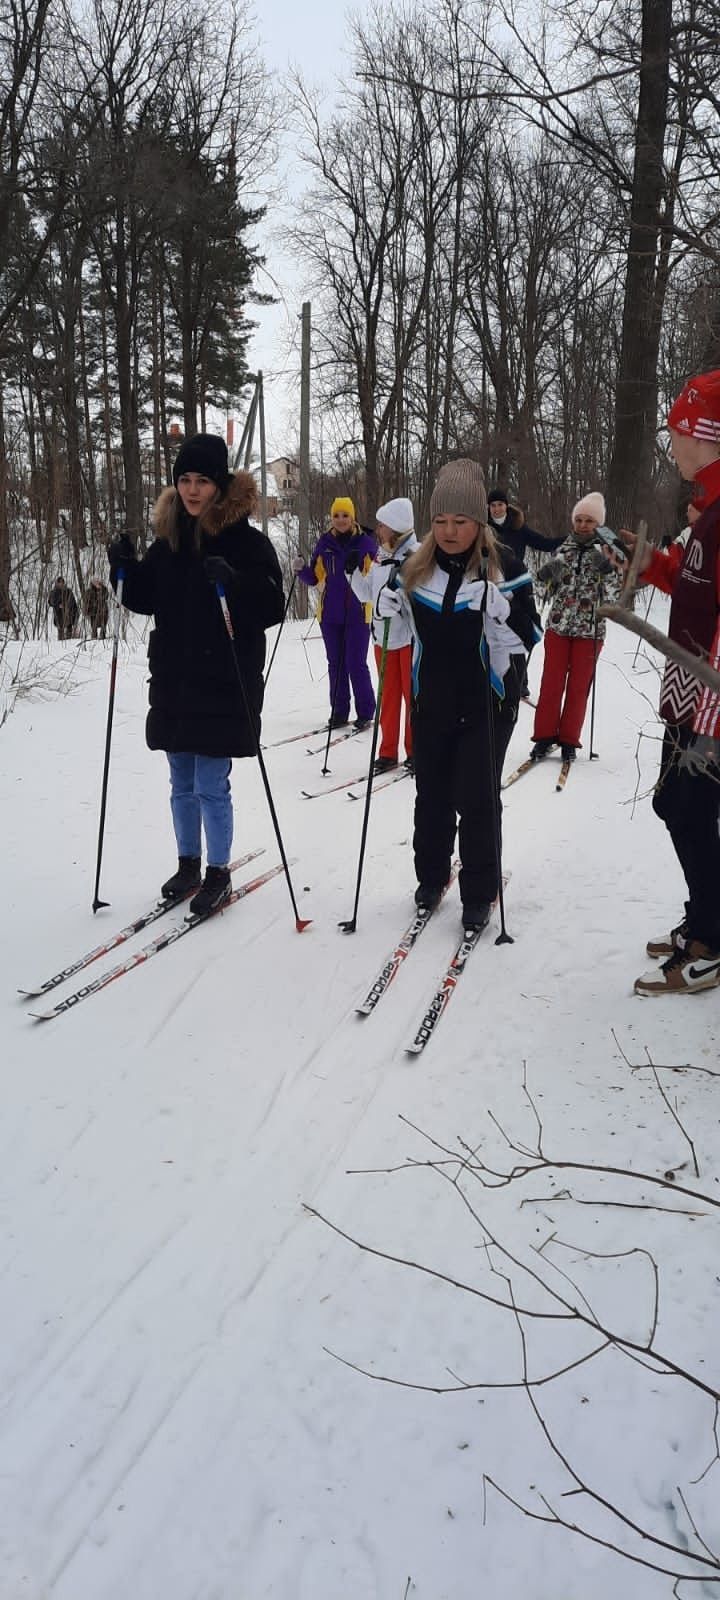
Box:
[348,497,418,774]
[376,459,511,932]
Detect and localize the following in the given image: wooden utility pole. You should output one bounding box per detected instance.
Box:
[297,301,311,621]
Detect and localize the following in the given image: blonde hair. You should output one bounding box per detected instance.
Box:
[402,523,502,593]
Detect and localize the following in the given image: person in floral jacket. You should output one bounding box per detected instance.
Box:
[529,492,622,762]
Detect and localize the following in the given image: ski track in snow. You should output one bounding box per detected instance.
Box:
[2,612,720,1598]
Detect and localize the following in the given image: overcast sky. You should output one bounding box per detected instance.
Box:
[240,0,370,459]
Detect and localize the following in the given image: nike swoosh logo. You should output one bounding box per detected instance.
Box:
[688,959,720,980]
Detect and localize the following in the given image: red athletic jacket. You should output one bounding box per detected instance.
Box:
[642,459,720,739]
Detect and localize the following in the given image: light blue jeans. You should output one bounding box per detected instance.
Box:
[167,753,233,867]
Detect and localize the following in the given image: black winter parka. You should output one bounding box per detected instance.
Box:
[109,472,284,757]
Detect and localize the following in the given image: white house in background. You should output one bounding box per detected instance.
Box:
[246,464,281,517]
[267,457,300,510]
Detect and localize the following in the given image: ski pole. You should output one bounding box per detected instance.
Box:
[320,594,350,775]
[92,569,124,912]
[339,617,390,935]
[588,607,601,760]
[479,568,513,947]
[264,574,297,689]
[215,584,311,933]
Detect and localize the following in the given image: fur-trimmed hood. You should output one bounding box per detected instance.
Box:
[152,470,260,542]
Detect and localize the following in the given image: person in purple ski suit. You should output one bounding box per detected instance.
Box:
[294,496,377,728]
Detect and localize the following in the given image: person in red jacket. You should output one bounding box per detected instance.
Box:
[620,370,720,994]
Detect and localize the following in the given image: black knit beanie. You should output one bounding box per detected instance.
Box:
[488,486,509,506]
[172,433,229,491]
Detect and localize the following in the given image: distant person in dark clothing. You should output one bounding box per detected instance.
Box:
[487,489,559,697]
[83,578,110,638]
[487,488,563,565]
[48,577,78,640]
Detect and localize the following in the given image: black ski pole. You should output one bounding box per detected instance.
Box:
[264,574,297,689]
[215,583,311,933]
[339,617,390,935]
[320,592,350,775]
[588,607,601,760]
[92,569,125,912]
[479,569,513,947]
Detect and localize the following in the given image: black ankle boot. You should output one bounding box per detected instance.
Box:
[189,865,232,918]
[161,856,202,901]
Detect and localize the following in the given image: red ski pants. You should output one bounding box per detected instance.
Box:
[533,630,602,749]
[374,642,413,761]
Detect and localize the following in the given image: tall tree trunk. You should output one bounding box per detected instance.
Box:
[78,299,101,539]
[100,280,117,537]
[151,264,162,497]
[0,386,13,623]
[606,0,672,529]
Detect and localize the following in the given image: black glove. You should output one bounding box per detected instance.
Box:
[538,558,565,584]
[108,533,136,567]
[344,549,361,576]
[588,548,613,576]
[204,555,236,588]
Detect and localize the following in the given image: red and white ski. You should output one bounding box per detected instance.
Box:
[347,767,412,800]
[18,849,264,999]
[355,867,460,1017]
[28,859,287,1022]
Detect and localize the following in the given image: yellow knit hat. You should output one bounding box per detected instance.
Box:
[330,496,356,520]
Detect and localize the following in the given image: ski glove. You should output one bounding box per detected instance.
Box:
[108,533,136,567]
[376,580,404,617]
[467,579,511,622]
[588,548,613,576]
[343,549,361,576]
[679,734,720,779]
[204,555,236,589]
[538,558,565,585]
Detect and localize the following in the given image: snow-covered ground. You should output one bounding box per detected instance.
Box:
[2,600,719,1599]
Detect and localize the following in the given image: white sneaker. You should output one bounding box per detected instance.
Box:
[645,917,688,959]
[635,937,720,996]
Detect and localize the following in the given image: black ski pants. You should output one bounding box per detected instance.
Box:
[413,711,498,909]
[653,724,720,949]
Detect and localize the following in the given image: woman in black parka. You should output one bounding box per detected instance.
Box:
[108,433,284,915]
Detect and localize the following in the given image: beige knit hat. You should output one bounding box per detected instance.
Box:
[429,458,487,525]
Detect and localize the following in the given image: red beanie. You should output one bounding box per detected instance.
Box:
[667,370,720,443]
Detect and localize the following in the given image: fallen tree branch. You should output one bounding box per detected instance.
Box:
[599,604,720,694]
[619,519,647,608]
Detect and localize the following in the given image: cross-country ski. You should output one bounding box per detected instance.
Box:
[355,867,460,1015]
[347,765,412,800]
[405,916,492,1056]
[18,849,264,998]
[28,860,288,1021]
